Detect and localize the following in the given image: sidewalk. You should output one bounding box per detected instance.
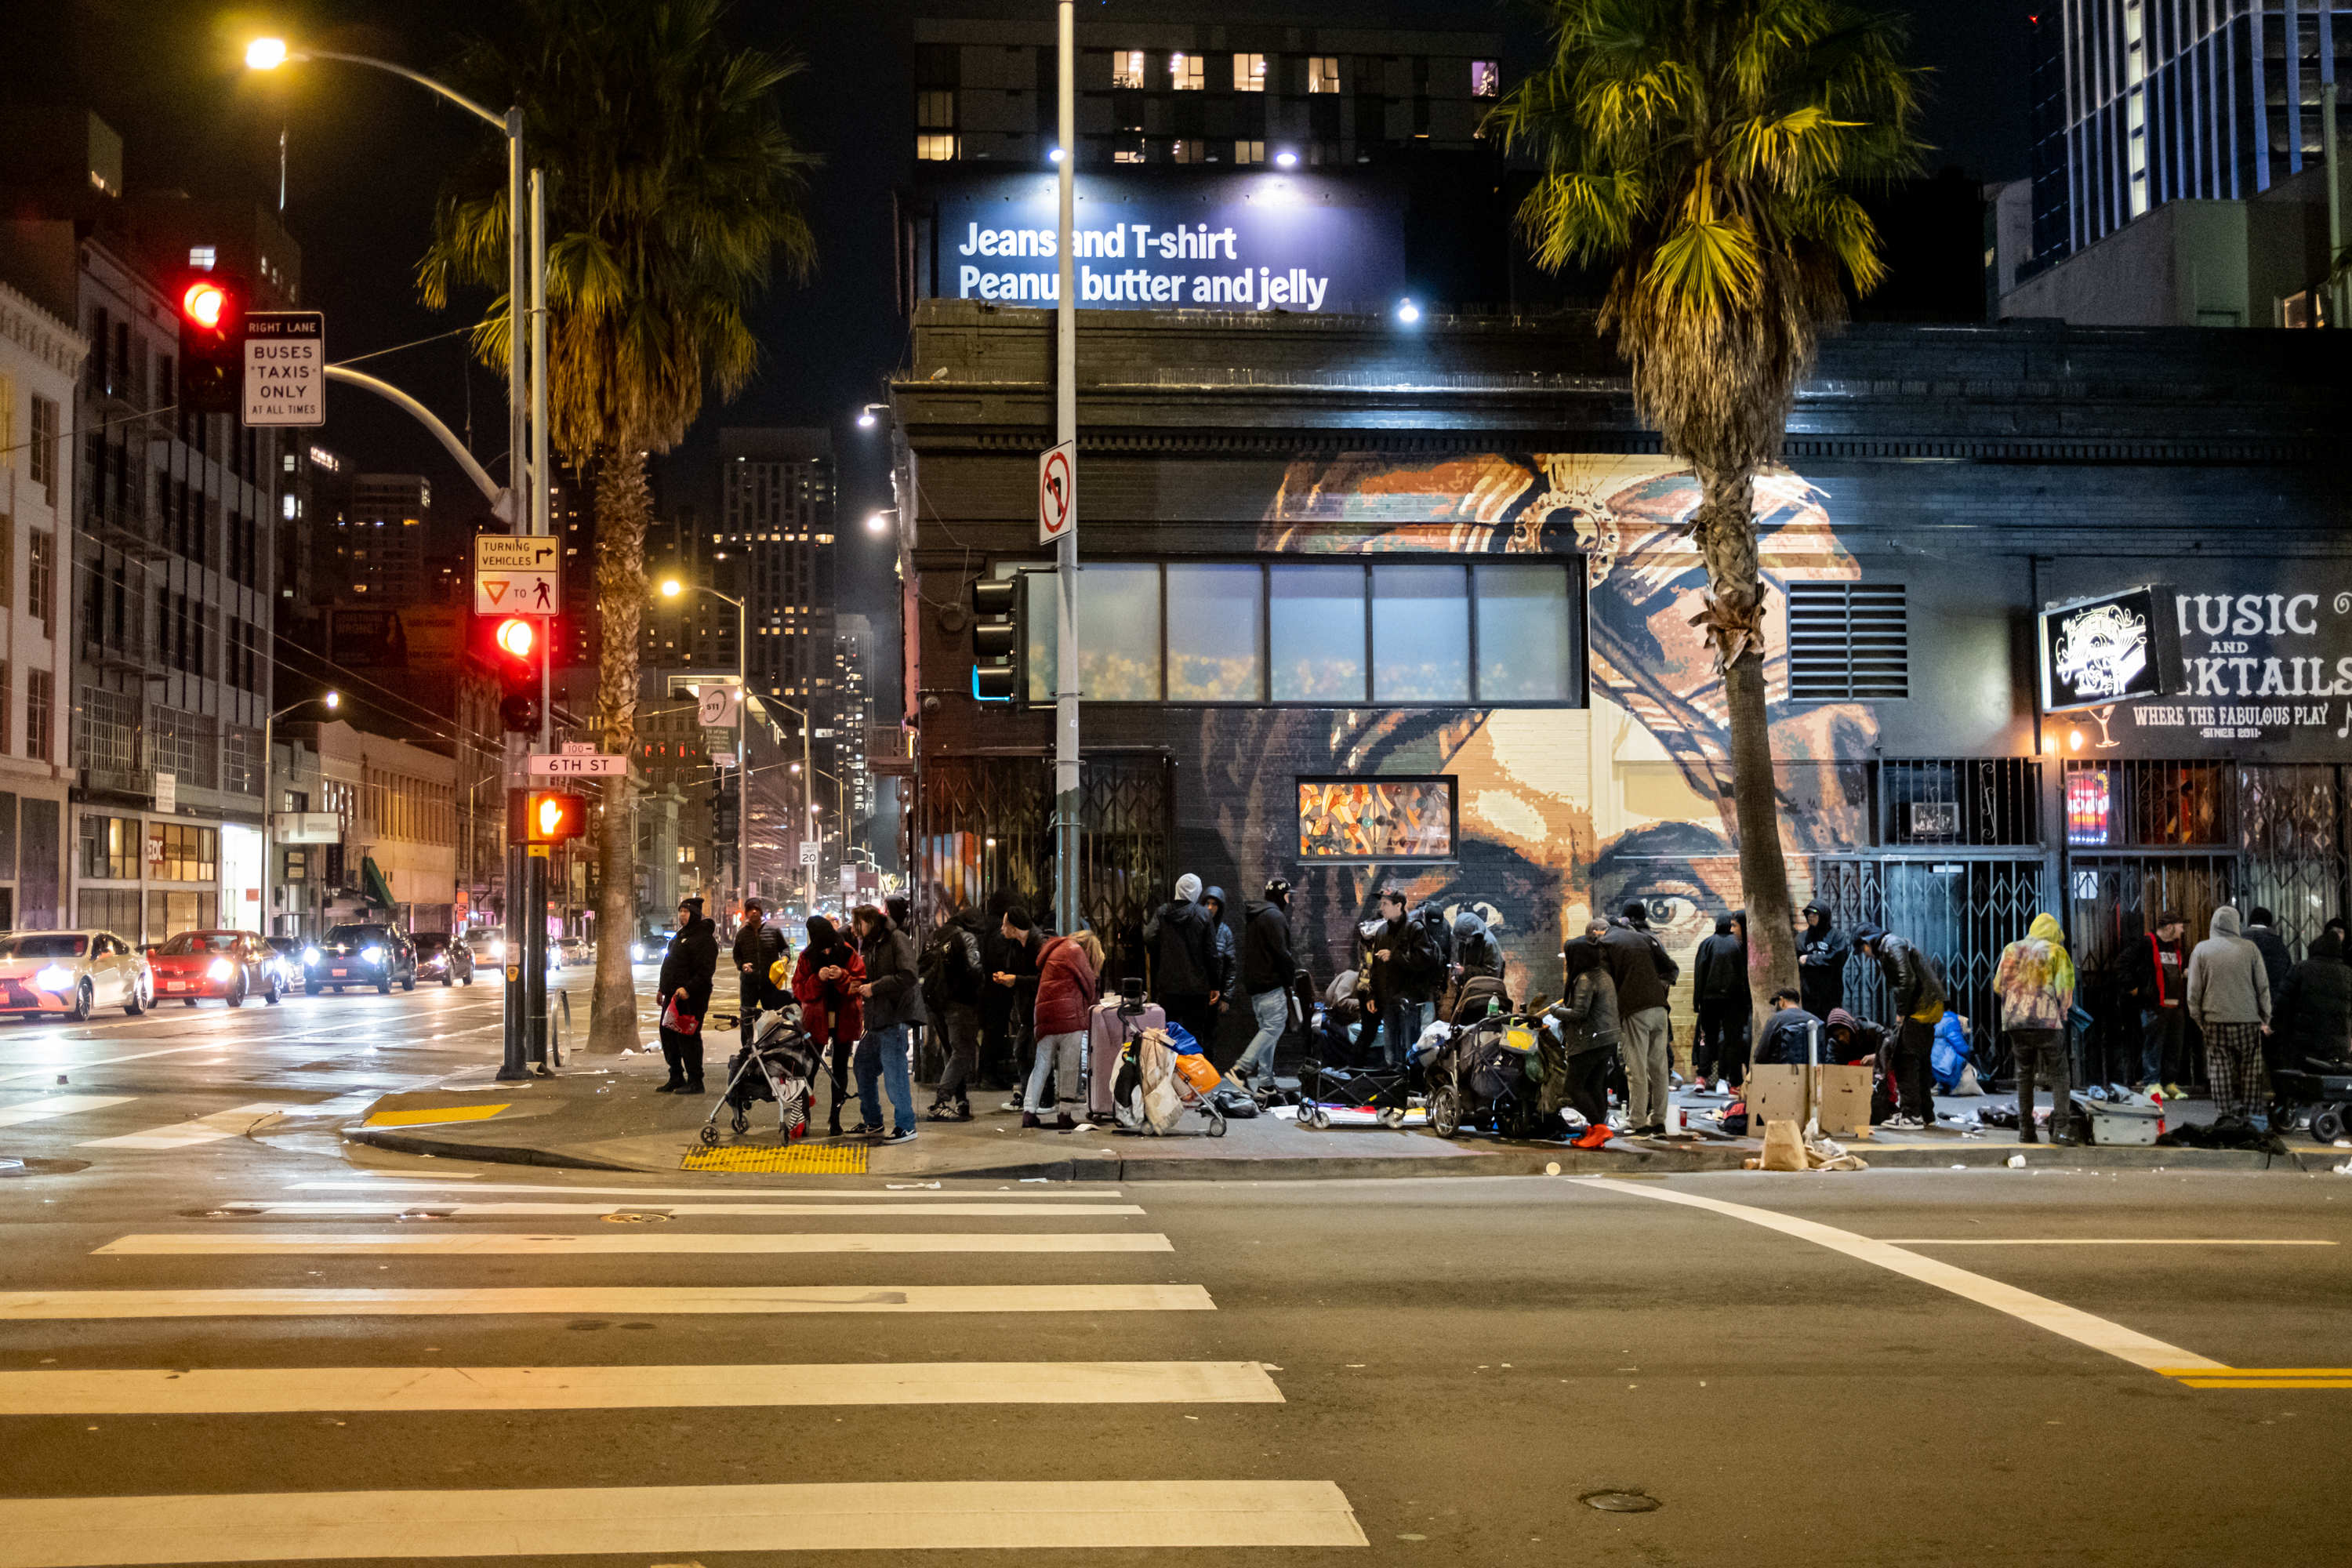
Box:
[339,1047,2347,1179]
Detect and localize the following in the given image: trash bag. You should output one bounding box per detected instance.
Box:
[1209,1084,1259,1119]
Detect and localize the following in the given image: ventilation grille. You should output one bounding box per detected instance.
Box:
[1787,583,1908,701]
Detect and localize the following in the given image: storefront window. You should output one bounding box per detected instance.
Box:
[147,823,217,883]
[1372,564,1468,701]
[1078,564,1161,700]
[1166,565,1263,700]
[1271,565,1367,701]
[1475,563,1574,701]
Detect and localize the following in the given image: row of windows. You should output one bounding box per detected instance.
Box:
[79,817,218,884]
[0,380,63,509]
[1102,51,1497,96]
[1008,560,1584,706]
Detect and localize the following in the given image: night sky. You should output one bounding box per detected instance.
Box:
[13,0,2034,721]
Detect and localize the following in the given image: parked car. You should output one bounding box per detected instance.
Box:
[302,924,419,994]
[147,931,281,1007]
[413,933,476,986]
[630,929,675,964]
[0,931,151,1020]
[557,937,590,969]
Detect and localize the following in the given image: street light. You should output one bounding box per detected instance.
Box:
[261,691,337,939]
[660,578,760,913]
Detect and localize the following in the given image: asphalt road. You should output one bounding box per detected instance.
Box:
[2,969,2348,1566]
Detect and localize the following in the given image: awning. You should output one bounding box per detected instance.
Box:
[361,857,398,912]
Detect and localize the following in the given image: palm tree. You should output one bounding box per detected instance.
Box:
[420,0,817,1053]
[1493,0,1922,1003]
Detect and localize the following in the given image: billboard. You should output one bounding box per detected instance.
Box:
[933,173,1406,314]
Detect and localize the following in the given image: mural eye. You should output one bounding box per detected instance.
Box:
[1646,896,1704,937]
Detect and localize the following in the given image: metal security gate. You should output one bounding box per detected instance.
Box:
[1810,853,2046,1074]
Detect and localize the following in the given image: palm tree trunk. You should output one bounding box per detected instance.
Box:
[1690,463,1800,1026]
[586,447,650,1054]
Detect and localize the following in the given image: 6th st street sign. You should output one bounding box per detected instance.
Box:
[243,312,323,426]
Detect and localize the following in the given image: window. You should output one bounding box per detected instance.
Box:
[1166,565,1263,700]
[1270,565,1367,701]
[1112,49,1146,89]
[1233,53,1266,91]
[150,822,217,882]
[1171,52,1203,89]
[1474,564,1575,701]
[1298,777,1456,861]
[29,531,54,639]
[916,135,959,160]
[79,815,140,880]
[78,888,141,937]
[28,396,58,506]
[1787,582,1910,700]
[1171,140,1207,163]
[24,669,49,764]
[1307,56,1341,93]
[917,90,955,129]
[77,687,138,774]
[1233,140,1265,164]
[1472,60,1500,97]
[1080,563,1160,700]
[1113,143,1147,164]
[1372,564,1469,701]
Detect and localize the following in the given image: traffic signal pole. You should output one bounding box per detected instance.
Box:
[1052,0,1081,941]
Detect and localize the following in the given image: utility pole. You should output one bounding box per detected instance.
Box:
[1052,0,1080,940]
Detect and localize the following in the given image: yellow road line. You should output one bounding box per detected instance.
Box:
[362,1104,510,1127]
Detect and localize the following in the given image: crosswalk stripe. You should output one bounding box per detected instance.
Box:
[96,1231,1174,1256]
[0,1479,1365,1564]
[0,1360,1281,1414]
[0,1045,220,1084]
[218,1200,1145,1218]
[0,1096,135,1130]
[0,1283,1215,1319]
[77,1105,306,1150]
[282,1179,1126,1198]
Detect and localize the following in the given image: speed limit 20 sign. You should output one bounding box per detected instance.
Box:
[1037,441,1075,546]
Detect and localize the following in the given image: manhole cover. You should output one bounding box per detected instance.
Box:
[601,1210,670,1224]
[1581,1491,1661,1514]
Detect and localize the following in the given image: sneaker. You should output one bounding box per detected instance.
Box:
[924,1103,959,1122]
[881,1127,916,1144]
[1021,1112,1043,1129]
[2164,1082,2189,1099]
[1571,1123,1614,1149]
[844,1122,883,1138]
[1886,1114,1926,1131]
[948,1102,974,1122]
[1000,1100,1024,1113]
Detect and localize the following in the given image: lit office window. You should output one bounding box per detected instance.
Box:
[1233,53,1266,92]
[1234,140,1266,165]
[1172,140,1207,163]
[1166,565,1263,699]
[1270,565,1366,701]
[1372,564,1468,701]
[1472,60,1500,98]
[916,135,959,161]
[1307,56,1341,93]
[1113,49,1146,89]
[917,90,956,129]
[1171,52,1203,90]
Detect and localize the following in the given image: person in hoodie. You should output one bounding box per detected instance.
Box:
[2187,906,2271,1122]
[1755,988,1820,1066]
[919,902,988,1122]
[1143,873,1220,1051]
[793,915,866,1136]
[655,898,718,1094]
[1690,911,1750,1091]
[2122,910,2190,1095]
[1599,901,1680,1136]
[1442,909,1510,1024]
[731,899,789,1060]
[1994,913,2078,1145]
[849,904,921,1142]
[1555,929,1620,1147]
[1199,884,1240,1047]
[2274,929,2352,1074]
[1229,879,1303,1093]
[1853,924,1946,1130]
[1026,927,1104,1130]
[1795,902,1849,1019]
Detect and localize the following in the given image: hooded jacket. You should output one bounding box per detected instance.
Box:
[1143,891,1218,997]
[1759,1004,1822,1065]
[919,909,986,1014]
[733,914,789,996]
[790,917,866,1045]
[1824,1006,1892,1065]
[1599,920,1678,1015]
[657,917,720,1016]
[2187,906,2271,1027]
[1240,898,1299,995]
[2245,918,2294,1000]
[1857,927,1946,1022]
[2274,931,2352,1062]
[1200,889,1239,998]
[1994,913,2076,1031]
[1554,941,1620,1056]
[856,913,922,1033]
[1693,914,1749,1006]
[1451,911,1504,981]
[1033,934,1101,1036]
[2122,924,2188,1009]
[1369,909,1443,1006]
[1796,903,1849,1017]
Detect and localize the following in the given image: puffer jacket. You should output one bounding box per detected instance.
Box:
[732,916,788,992]
[2275,931,2352,1063]
[1555,967,1620,1057]
[1993,913,2075,1031]
[2187,906,2270,1027]
[857,915,921,1032]
[1034,935,1101,1035]
[657,918,719,1016]
[1143,898,1218,996]
[791,931,866,1045]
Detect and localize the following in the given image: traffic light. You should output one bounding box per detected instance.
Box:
[710,772,739,844]
[523,791,589,844]
[971,579,1018,702]
[176,270,249,415]
[491,614,545,732]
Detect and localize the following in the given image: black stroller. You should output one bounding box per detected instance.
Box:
[699,1002,825,1145]
[1423,1013,1552,1139]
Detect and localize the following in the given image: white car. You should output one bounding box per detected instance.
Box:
[0,930,152,1020]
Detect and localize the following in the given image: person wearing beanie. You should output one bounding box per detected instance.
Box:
[655,898,718,1094]
[1143,872,1219,1052]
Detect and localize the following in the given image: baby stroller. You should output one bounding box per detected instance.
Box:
[700,1002,824,1145]
[1423,1013,1550,1139]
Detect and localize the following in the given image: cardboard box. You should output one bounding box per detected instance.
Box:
[1817,1065,1874,1138]
[1745,1065,1808,1131]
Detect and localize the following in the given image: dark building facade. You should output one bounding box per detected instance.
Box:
[890,298,2352,1073]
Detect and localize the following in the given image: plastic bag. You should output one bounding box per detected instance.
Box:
[660,997,700,1035]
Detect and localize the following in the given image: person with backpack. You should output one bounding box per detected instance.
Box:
[1994,913,2078,1145]
[1367,887,1444,1066]
[1229,879,1303,1094]
[654,897,718,1094]
[1755,987,1821,1066]
[1555,925,1620,1148]
[2187,906,2272,1123]
[1143,873,1220,1052]
[1599,901,1680,1136]
[849,903,921,1143]
[1690,910,1749,1092]
[2122,910,2190,1095]
[792,914,866,1137]
[920,902,988,1122]
[1853,924,1947,1131]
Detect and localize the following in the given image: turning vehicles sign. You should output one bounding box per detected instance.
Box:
[474,535,561,616]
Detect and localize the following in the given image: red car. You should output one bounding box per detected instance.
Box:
[147,930,283,1007]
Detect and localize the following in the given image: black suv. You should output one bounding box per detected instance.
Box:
[304,924,419,994]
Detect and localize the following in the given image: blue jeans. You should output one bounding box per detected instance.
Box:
[1230,988,1289,1084]
[855,1022,916,1131]
[1380,999,1426,1067]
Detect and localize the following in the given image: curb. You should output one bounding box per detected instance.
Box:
[343,1126,647,1173]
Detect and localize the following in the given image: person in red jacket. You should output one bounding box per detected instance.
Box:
[1025,929,1104,1130]
[792,915,866,1137]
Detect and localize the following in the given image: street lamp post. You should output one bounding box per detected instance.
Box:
[260,692,337,938]
[661,581,752,912]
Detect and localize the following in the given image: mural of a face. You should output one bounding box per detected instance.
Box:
[1203,452,1876,1005]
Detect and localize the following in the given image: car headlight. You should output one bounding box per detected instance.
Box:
[207,959,234,982]
[361,946,383,964]
[34,964,71,992]
[302,946,321,965]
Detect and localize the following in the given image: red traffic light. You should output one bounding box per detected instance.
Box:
[524,791,589,844]
[495,617,537,661]
[181,280,228,330]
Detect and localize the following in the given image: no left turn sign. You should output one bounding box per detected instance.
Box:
[1038,441,1075,546]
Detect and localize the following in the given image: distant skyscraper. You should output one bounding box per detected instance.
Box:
[334,474,430,603]
[716,428,837,704]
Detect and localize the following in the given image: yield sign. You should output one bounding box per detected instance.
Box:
[1037,440,1075,546]
[474,571,559,615]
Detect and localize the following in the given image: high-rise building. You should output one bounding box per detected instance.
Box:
[832,614,875,837]
[329,475,429,604]
[716,428,837,706]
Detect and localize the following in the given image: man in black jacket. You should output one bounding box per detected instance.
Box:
[851,903,921,1142]
[1854,924,1946,1129]
[1795,902,1849,1019]
[1691,911,1749,1091]
[975,888,1020,1089]
[920,905,987,1120]
[1755,988,1819,1066]
[1368,887,1444,1065]
[1144,873,1220,1051]
[1599,902,1680,1134]
[655,898,718,1094]
[732,900,789,1060]
[1229,879,1302,1091]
